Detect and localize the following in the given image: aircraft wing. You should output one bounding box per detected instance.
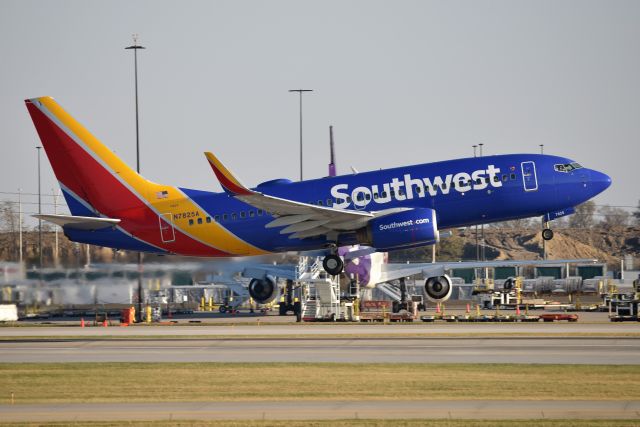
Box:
[378,258,599,283]
[33,214,121,231]
[205,152,386,239]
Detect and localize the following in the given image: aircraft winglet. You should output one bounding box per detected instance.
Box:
[204,152,254,196]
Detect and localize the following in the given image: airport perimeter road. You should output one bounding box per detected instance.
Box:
[1,337,638,364]
[2,400,639,422]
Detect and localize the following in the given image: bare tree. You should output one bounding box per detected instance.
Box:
[568,201,596,229]
[0,201,20,260]
[598,205,629,229]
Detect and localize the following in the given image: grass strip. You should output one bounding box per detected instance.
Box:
[2,420,640,427]
[1,363,639,404]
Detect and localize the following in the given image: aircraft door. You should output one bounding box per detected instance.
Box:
[159,213,176,243]
[521,161,538,192]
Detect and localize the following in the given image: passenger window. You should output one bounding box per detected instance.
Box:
[493,176,499,182]
[318,200,324,206]
[222,214,228,221]
[475,179,481,185]
[240,211,246,219]
[197,218,203,225]
[398,190,404,196]
[373,193,379,199]
[502,175,508,182]
[257,209,263,216]
[231,213,237,220]
[214,215,220,222]
[206,217,211,223]
[189,219,194,226]
[381,191,387,198]
[249,211,255,218]
[327,198,333,206]
[346,196,352,203]
[510,173,516,180]
[390,190,395,197]
[440,184,446,190]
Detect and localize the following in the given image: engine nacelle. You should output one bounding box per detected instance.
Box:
[424,274,453,303]
[503,277,515,291]
[248,276,278,305]
[359,208,440,251]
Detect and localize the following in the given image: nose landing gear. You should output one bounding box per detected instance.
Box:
[542,219,554,241]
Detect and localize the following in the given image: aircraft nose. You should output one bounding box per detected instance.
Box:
[590,170,612,196]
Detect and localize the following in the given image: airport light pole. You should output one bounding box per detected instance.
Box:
[289,89,313,181]
[539,145,546,259]
[478,143,485,262]
[18,188,23,265]
[472,145,478,260]
[36,146,43,268]
[126,34,146,322]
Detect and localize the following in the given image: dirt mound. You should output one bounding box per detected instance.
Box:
[463,227,639,268]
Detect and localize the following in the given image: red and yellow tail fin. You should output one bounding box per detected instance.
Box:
[25,97,149,215]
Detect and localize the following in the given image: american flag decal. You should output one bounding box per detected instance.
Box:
[156,190,169,199]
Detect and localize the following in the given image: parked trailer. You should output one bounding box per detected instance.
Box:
[0,304,18,322]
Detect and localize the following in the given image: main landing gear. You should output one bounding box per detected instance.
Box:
[322,253,344,276]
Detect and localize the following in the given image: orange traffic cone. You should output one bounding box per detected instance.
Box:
[80,318,85,328]
[435,303,441,314]
[102,319,108,327]
[466,304,470,314]
[516,305,521,316]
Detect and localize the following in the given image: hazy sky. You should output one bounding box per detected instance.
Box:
[1,0,638,221]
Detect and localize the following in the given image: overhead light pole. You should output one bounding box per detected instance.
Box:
[539,144,544,154]
[288,89,313,181]
[36,146,42,268]
[478,143,485,261]
[125,34,146,322]
[18,188,23,266]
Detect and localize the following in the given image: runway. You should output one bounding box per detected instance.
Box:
[2,400,639,422]
[1,336,638,364]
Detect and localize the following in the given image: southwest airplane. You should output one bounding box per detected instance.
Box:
[25,96,611,304]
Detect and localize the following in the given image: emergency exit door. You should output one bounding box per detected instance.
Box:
[521,161,538,191]
[159,213,176,243]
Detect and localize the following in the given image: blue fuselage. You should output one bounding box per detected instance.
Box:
[174,153,610,253]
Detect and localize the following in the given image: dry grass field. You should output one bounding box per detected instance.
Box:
[1,363,639,404]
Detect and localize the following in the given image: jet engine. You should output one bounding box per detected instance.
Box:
[248,276,278,304]
[424,274,453,303]
[503,277,515,291]
[358,208,440,251]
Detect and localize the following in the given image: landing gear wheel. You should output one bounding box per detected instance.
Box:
[542,228,554,241]
[322,254,344,276]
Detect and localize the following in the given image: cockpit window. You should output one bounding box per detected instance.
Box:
[554,162,583,173]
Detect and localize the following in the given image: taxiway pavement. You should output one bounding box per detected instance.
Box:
[1,336,638,364]
[1,320,637,337]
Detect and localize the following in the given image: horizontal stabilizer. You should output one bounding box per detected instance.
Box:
[34,214,120,230]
